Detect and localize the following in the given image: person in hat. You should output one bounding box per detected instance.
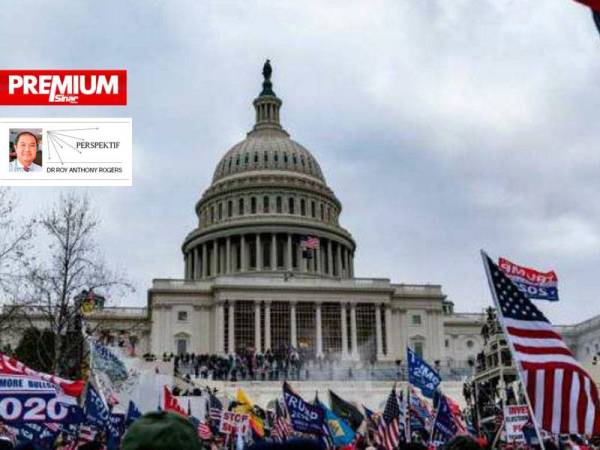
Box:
[122,410,204,450]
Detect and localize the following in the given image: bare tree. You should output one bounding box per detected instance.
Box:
[24,192,133,376]
[0,188,36,343]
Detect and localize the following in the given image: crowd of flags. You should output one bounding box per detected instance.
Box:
[0,250,598,448]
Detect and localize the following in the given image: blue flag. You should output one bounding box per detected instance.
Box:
[431,394,458,445]
[282,382,325,435]
[84,384,122,446]
[126,400,142,426]
[319,401,355,447]
[407,347,441,398]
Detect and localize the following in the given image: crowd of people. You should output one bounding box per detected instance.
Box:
[169,346,343,382]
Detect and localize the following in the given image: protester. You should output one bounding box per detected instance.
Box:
[121,411,204,450]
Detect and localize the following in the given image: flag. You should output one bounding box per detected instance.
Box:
[126,400,142,426]
[300,236,320,250]
[498,257,559,301]
[84,384,122,446]
[163,385,187,416]
[235,388,265,437]
[379,387,402,450]
[574,1,600,36]
[197,418,213,440]
[482,251,600,434]
[0,353,84,398]
[282,381,325,435]
[319,400,356,447]
[272,398,294,442]
[407,347,441,398]
[431,393,459,445]
[329,390,364,431]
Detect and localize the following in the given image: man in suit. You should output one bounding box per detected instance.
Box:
[9,131,42,172]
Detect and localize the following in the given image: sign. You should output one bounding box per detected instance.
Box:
[504,405,529,443]
[0,70,127,105]
[0,393,81,423]
[498,257,559,301]
[219,411,249,435]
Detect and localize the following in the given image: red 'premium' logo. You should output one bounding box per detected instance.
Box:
[0,70,127,105]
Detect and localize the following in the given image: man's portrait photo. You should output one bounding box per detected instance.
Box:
[9,128,43,173]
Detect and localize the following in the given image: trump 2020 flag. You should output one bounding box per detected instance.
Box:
[407,347,441,398]
[431,393,459,445]
[282,382,325,435]
[498,257,559,302]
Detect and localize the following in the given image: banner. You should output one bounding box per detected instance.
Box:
[407,347,441,398]
[0,353,84,397]
[431,394,458,445]
[282,382,325,435]
[498,257,558,301]
[219,411,250,435]
[504,405,529,443]
[0,393,83,423]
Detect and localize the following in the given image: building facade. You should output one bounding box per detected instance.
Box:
[146,64,486,368]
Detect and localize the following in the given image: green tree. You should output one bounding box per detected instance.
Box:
[14,327,55,373]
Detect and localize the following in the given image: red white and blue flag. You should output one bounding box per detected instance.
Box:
[483,252,600,435]
[499,257,559,302]
[300,236,320,250]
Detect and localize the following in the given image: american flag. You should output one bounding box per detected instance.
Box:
[272,399,294,442]
[375,387,402,450]
[77,425,96,443]
[483,252,600,435]
[198,419,213,440]
[300,236,320,250]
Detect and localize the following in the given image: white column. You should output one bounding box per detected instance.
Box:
[226,237,231,274]
[336,244,343,278]
[290,302,297,348]
[375,303,383,360]
[228,301,235,354]
[341,303,348,359]
[254,302,261,352]
[271,234,277,270]
[202,244,208,278]
[265,301,272,350]
[350,304,358,360]
[215,303,224,354]
[327,240,333,276]
[256,234,262,271]
[385,305,393,358]
[316,302,323,356]
[316,245,322,274]
[194,247,201,279]
[212,240,218,276]
[240,235,247,272]
[286,234,293,271]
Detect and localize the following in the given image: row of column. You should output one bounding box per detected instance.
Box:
[184,233,354,279]
[215,301,392,360]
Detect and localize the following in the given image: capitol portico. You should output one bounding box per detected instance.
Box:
[147,62,485,367]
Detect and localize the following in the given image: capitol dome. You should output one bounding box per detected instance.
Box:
[182,61,356,280]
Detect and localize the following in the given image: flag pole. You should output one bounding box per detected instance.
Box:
[480,250,546,450]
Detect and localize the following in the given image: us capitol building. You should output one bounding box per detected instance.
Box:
[147,62,485,368]
[5,63,600,374]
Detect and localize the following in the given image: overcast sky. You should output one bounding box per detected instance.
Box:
[1,0,598,324]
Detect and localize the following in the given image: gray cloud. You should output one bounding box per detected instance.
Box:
[0,0,598,323]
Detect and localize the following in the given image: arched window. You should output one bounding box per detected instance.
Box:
[244,153,249,164]
[276,196,282,213]
[292,154,297,165]
[274,152,279,162]
[288,197,295,214]
[227,200,233,218]
[218,203,223,220]
[251,197,257,214]
[311,201,316,218]
[327,207,331,222]
[264,151,268,162]
[263,196,270,213]
[320,204,324,220]
[210,206,215,223]
[300,199,306,216]
[236,156,240,166]
[238,198,244,215]
[283,153,288,164]
[254,152,259,163]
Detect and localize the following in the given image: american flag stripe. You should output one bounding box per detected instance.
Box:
[483,253,600,435]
